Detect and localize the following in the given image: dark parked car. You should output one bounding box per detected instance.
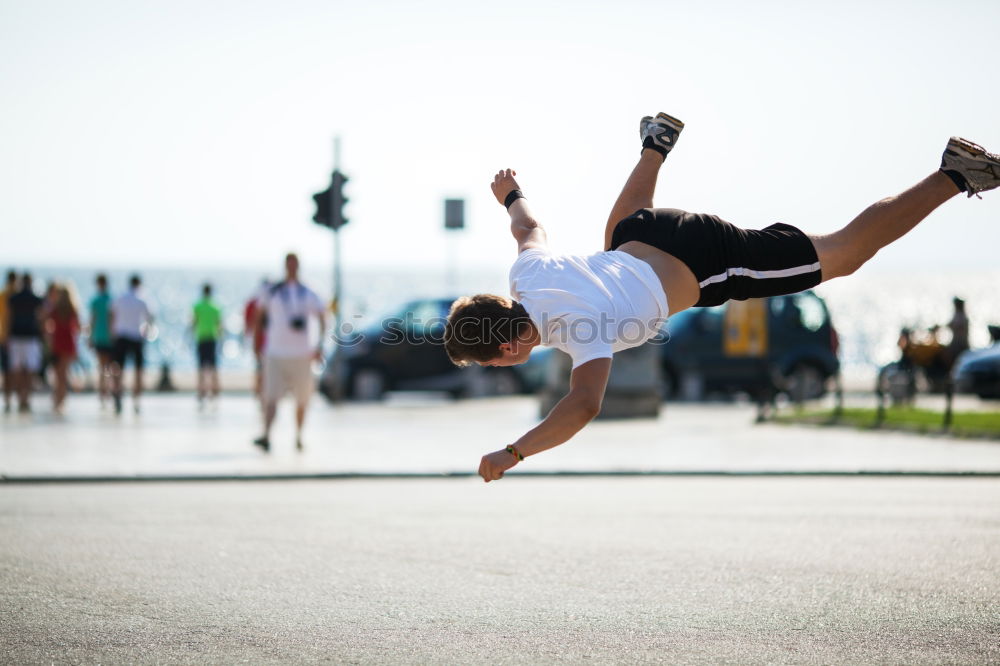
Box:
[952,337,1000,400]
[659,290,840,401]
[319,297,549,401]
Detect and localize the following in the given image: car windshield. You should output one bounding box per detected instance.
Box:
[663,309,698,331]
[793,293,827,331]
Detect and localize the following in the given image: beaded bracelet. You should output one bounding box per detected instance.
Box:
[505,444,524,461]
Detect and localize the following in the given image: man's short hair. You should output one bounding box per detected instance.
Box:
[129,274,141,288]
[444,294,531,366]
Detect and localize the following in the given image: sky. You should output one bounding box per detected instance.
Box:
[2,0,999,279]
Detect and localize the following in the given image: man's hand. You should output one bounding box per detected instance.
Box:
[478,448,519,482]
[491,169,520,206]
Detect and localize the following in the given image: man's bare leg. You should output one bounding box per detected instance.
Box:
[254,401,277,452]
[133,367,143,413]
[294,402,307,451]
[96,354,111,406]
[810,171,961,281]
[603,113,684,250]
[110,361,123,414]
[603,149,663,250]
[15,367,31,411]
[2,368,11,412]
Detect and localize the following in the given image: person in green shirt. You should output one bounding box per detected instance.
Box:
[192,283,223,407]
[88,273,114,409]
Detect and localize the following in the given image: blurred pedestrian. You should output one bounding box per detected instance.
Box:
[45,284,80,414]
[947,297,969,363]
[37,281,59,388]
[243,278,270,404]
[192,282,222,408]
[88,273,114,408]
[253,254,326,452]
[7,273,44,413]
[0,270,18,413]
[110,274,153,415]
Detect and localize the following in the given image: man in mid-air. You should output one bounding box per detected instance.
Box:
[443,112,1000,482]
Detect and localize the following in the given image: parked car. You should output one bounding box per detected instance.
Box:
[952,341,1000,400]
[659,290,840,401]
[319,297,550,401]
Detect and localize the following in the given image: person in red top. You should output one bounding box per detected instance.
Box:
[46,284,80,414]
[243,279,270,404]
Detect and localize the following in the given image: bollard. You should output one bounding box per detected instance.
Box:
[157,362,176,392]
[874,373,886,426]
[833,371,844,420]
[943,378,954,430]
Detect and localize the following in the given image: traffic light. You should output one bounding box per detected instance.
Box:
[312,170,349,230]
[312,188,331,227]
[330,171,348,229]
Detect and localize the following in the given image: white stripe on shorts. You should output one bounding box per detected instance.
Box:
[698,261,822,289]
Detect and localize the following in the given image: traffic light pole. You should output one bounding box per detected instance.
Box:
[330,137,344,401]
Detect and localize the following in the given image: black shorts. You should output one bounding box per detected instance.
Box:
[610,208,822,307]
[197,340,218,368]
[114,337,145,369]
[0,344,7,373]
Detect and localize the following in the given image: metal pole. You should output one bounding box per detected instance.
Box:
[331,136,344,401]
[943,378,954,431]
[447,231,457,294]
[333,137,343,335]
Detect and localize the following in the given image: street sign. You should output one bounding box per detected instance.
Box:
[444,198,465,230]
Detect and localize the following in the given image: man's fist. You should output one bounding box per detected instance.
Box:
[491,169,520,206]
[478,448,519,482]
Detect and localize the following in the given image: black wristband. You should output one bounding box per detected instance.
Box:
[504,190,525,210]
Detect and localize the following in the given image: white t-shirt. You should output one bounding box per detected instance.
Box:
[260,281,325,358]
[509,249,669,368]
[111,289,152,340]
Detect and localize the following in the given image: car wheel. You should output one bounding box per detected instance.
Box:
[352,368,386,401]
[660,366,678,400]
[490,370,522,396]
[784,363,826,403]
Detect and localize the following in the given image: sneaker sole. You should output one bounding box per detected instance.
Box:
[654,112,685,131]
[947,137,989,160]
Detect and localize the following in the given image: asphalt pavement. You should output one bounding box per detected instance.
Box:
[3,393,999,664]
[1,477,998,664]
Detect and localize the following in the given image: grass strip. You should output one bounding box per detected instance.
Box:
[775,406,1000,439]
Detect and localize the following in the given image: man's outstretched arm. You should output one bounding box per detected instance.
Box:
[478,357,611,482]
[491,168,547,253]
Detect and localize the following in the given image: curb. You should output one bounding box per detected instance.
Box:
[3,470,1000,484]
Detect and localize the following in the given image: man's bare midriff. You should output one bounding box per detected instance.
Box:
[615,240,700,315]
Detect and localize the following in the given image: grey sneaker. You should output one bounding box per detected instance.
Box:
[640,112,685,156]
[941,137,1000,198]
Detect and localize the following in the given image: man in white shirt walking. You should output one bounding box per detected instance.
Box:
[110,274,153,415]
[253,253,327,452]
